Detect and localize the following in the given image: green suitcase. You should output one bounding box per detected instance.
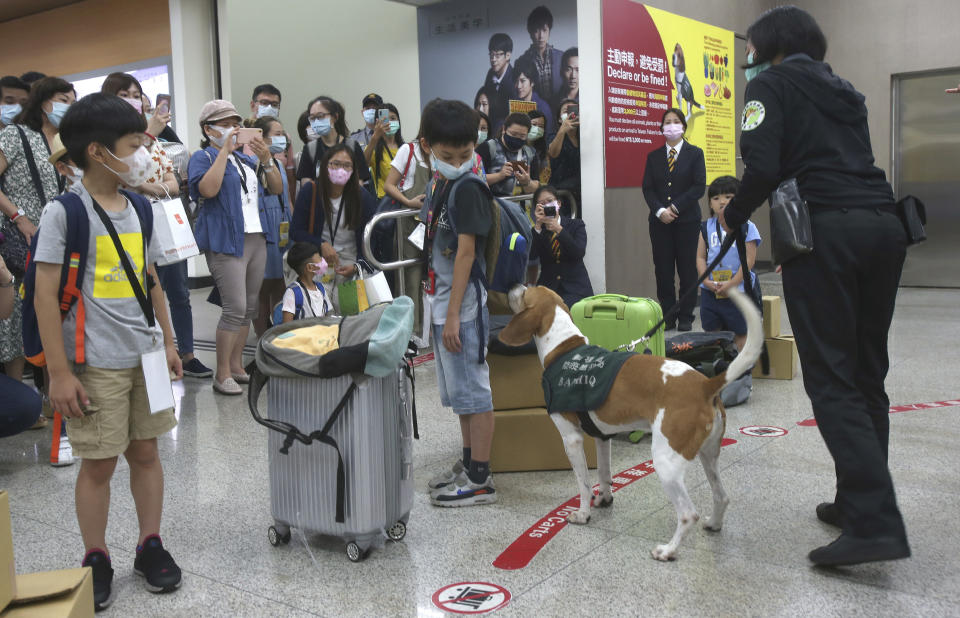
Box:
[570,294,665,357]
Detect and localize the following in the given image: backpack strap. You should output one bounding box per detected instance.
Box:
[120,189,155,243]
[56,193,91,366]
[292,282,305,319]
[14,126,49,206]
[701,220,708,244]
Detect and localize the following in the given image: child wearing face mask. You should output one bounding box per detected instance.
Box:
[32,93,185,611]
[279,241,331,322]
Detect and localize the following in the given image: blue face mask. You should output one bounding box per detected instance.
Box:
[744,51,771,82]
[257,104,279,119]
[432,156,474,181]
[1,104,21,125]
[311,117,332,137]
[269,135,287,154]
[386,120,400,136]
[362,109,377,125]
[46,101,70,128]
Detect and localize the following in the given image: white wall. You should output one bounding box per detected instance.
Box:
[219,0,421,149]
[168,0,218,150]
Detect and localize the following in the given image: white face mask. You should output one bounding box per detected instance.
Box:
[207,126,235,148]
[103,146,152,187]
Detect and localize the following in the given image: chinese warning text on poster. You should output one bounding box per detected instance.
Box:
[602,1,736,188]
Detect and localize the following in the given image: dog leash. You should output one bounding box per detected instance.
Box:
[617,227,754,353]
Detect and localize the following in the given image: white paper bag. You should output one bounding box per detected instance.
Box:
[152,198,200,266]
[363,270,394,305]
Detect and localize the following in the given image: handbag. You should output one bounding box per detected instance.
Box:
[0,127,50,276]
[768,178,813,265]
[896,195,927,245]
[337,269,370,316]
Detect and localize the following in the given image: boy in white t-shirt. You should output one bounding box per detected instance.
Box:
[281,242,331,321]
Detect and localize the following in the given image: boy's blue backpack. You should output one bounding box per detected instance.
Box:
[440,174,531,362]
[21,190,153,368]
[271,282,305,326]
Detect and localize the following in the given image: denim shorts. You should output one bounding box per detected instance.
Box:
[432,312,493,415]
[700,289,748,335]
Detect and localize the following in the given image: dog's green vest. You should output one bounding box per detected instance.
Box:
[541,344,634,415]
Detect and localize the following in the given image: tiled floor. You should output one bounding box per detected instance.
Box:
[3,275,959,617]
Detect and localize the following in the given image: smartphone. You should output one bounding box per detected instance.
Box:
[377,108,390,124]
[514,160,529,173]
[236,127,262,145]
[568,104,579,119]
[155,94,171,115]
[543,204,558,217]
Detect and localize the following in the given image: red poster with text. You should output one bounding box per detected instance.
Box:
[602,1,736,188]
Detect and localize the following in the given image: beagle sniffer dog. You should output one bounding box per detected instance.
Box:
[499,286,762,560]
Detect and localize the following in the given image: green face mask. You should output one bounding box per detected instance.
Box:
[744,51,771,82]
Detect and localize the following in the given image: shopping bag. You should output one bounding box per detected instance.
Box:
[337,273,370,316]
[152,197,199,266]
[363,271,393,305]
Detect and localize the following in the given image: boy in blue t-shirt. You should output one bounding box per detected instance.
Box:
[420,100,497,507]
[696,175,761,350]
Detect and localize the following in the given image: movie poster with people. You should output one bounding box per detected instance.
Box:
[416,0,578,136]
[602,0,736,188]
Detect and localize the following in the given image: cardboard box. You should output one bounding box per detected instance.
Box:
[491,408,597,472]
[762,295,782,339]
[489,353,547,411]
[2,569,93,618]
[753,336,798,380]
[0,492,14,611]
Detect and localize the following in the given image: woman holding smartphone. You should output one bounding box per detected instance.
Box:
[188,100,283,395]
[365,103,403,199]
[641,107,705,332]
[528,185,592,307]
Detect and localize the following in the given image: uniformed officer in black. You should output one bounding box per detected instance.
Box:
[720,6,910,567]
[642,108,706,331]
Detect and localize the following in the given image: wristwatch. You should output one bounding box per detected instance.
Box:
[261,158,274,169]
[10,208,25,222]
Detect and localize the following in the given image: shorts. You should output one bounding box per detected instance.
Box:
[432,312,494,415]
[700,289,748,335]
[65,364,177,460]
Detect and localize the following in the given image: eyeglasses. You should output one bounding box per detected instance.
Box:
[256,100,280,109]
[328,161,353,171]
[309,112,330,121]
[488,52,507,60]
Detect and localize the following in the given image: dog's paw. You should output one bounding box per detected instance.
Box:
[592,493,614,508]
[651,544,677,562]
[702,516,723,532]
[566,510,591,525]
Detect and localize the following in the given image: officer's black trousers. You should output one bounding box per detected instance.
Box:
[649,218,700,325]
[781,206,908,540]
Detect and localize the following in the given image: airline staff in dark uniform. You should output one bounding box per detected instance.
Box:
[642,108,706,330]
[720,6,910,567]
[529,185,593,307]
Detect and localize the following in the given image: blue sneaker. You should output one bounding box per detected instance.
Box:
[430,474,497,507]
[182,357,213,378]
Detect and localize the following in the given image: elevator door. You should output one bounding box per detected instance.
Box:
[893,68,960,287]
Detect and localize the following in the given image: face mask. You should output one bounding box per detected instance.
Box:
[1,104,21,125]
[257,104,279,119]
[560,113,569,122]
[46,101,70,128]
[386,120,400,136]
[207,126,233,148]
[122,97,143,113]
[662,123,684,141]
[527,126,544,142]
[311,117,332,137]
[432,157,474,181]
[362,109,377,124]
[328,167,352,185]
[144,112,154,122]
[744,51,772,82]
[269,135,287,153]
[307,258,328,274]
[477,130,488,143]
[103,145,152,186]
[503,133,526,152]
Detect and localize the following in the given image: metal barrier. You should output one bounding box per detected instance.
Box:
[360,188,580,296]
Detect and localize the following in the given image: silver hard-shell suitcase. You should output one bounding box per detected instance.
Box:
[264,368,414,561]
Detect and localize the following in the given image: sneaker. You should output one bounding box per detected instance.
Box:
[82,549,115,611]
[213,377,243,395]
[133,535,182,593]
[51,434,75,467]
[181,357,213,378]
[427,459,467,491]
[430,474,497,507]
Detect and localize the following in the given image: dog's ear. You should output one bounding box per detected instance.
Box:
[498,307,541,347]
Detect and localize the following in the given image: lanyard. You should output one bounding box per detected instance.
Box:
[232,154,249,197]
[327,196,346,243]
[90,197,155,328]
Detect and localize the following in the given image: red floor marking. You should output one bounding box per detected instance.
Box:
[492,440,736,570]
[412,352,434,366]
[796,398,960,427]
